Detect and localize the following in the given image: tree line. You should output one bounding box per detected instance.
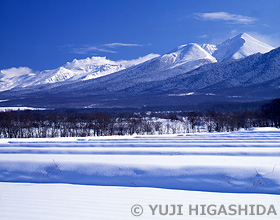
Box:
[0,99,279,138]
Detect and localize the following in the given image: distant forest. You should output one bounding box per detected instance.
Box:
[0,99,279,138]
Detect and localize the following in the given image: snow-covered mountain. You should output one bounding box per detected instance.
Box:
[0,33,278,109]
[57,34,273,93]
[213,33,274,61]
[0,42,218,93]
[161,43,217,69]
[0,54,159,92]
[103,42,218,88]
[0,66,45,92]
[200,44,217,55]
[40,57,126,83]
[39,54,160,83]
[1,43,279,110]
[1,33,273,93]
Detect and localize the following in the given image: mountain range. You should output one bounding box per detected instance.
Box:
[0,33,279,110]
[0,54,159,92]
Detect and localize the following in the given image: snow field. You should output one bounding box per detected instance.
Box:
[0,128,280,219]
[0,182,280,220]
[0,128,279,194]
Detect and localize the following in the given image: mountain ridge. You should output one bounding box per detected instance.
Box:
[0,33,278,109]
[0,33,273,93]
[213,33,273,61]
[0,54,159,92]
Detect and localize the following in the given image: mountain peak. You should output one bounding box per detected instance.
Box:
[236,32,249,38]
[177,42,199,49]
[0,33,275,93]
[163,43,217,68]
[231,33,263,44]
[213,33,274,61]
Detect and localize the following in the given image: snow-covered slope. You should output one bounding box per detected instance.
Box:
[40,57,125,83]
[213,33,274,61]
[161,43,217,68]
[0,33,277,108]
[0,128,279,194]
[1,183,280,220]
[119,46,280,100]
[2,129,279,219]
[200,44,217,55]
[0,33,274,93]
[0,54,159,92]
[63,43,218,92]
[0,67,37,91]
[0,47,279,109]
[39,54,160,83]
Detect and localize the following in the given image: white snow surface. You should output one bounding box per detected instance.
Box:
[0,128,279,194]
[0,182,280,220]
[213,33,274,61]
[0,128,280,219]
[0,107,47,112]
[200,43,217,55]
[164,43,217,68]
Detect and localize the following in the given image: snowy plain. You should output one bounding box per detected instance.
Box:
[0,127,280,219]
[1,182,280,220]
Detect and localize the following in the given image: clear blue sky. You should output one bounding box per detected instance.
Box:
[1,0,279,71]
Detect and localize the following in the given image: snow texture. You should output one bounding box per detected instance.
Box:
[213,33,273,61]
[0,128,279,194]
[1,182,280,220]
[0,128,280,220]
